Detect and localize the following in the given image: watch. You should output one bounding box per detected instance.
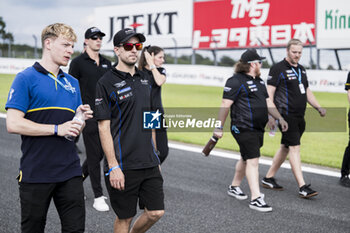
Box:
[150,65,156,70]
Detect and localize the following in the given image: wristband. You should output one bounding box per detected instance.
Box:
[105,165,120,176]
[54,125,58,136]
[215,126,223,130]
[150,65,156,70]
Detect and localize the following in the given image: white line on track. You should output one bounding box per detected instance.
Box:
[168,142,341,178]
[0,113,340,178]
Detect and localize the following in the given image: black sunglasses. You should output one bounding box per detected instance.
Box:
[90,35,103,40]
[119,43,143,51]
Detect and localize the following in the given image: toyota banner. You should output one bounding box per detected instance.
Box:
[193,0,316,50]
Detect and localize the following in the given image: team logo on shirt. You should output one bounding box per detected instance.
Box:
[224,87,232,92]
[117,86,131,94]
[141,79,149,85]
[143,109,161,129]
[63,78,76,93]
[8,88,14,101]
[119,92,133,100]
[114,81,126,88]
[248,84,258,92]
[102,64,108,68]
[95,98,103,106]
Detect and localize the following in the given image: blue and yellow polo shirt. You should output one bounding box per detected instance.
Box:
[5,62,83,183]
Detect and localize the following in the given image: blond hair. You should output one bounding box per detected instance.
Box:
[41,23,77,47]
[287,38,303,51]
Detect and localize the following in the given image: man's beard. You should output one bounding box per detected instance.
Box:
[120,56,137,66]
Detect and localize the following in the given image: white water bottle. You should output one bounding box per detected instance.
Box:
[268,120,278,137]
[65,110,85,141]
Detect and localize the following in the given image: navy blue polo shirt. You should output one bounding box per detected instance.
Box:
[95,67,160,171]
[223,72,269,132]
[267,59,309,117]
[5,62,83,183]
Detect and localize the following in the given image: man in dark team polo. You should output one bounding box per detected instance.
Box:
[214,49,288,212]
[69,27,111,212]
[95,28,164,233]
[261,39,326,198]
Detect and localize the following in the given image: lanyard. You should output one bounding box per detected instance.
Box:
[47,73,76,94]
[291,67,302,84]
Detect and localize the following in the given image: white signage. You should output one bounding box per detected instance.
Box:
[94,0,193,49]
[316,0,350,49]
[164,64,348,93]
[0,58,347,93]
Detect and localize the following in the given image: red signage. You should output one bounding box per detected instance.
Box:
[193,0,315,49]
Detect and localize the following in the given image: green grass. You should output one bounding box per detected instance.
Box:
[162,83,348,169]
[0,74,15,112]
[1,74,347,169]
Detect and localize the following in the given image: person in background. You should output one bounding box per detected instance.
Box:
[214,49,288,212]
[5,23,92,233]
[69,27,112,211]
[339,72,350,187]
[261,38,326,198]
[138,45,169,164]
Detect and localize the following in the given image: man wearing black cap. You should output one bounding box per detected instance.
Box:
[261,39,326,198]
[95,28,164,232]
[213,49,288,212]
[69,27,112,211]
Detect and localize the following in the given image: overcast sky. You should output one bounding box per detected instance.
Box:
[1,0,349,69]
[0,0,152,50]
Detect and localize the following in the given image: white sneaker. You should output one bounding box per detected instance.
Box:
[93,196,109,212]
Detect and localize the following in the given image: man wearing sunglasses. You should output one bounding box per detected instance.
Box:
[69,27,112,212]
[213,49,288,212]
[95,28,164,233]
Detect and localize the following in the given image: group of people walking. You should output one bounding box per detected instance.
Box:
[5,22,350,232]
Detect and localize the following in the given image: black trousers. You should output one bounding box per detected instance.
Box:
[341,114,350,177]
[19,176,85,233]
[82,119,104,198]
[155,128,169,164]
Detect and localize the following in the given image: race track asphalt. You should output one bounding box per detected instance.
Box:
[0,118,349,233]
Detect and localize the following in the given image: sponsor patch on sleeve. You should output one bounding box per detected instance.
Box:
[95,98,103,106]
[224,87,232,92]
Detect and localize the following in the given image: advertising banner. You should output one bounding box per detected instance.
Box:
[164,64,347,93]
[193,0,316,50]
[94,0,193,49]
[316,0,350,49]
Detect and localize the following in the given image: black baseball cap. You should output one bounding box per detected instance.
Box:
[240,48,266,63]
[84,27,106,39]
[113,28,146,46]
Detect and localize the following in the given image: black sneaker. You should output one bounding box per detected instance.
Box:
[299,184,318,198]
[227,186,248,200]
[249,196,272,212]
[261,177,283,190]
[339,176,350,188]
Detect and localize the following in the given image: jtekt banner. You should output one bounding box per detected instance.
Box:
[94,0,193,49]
[193,0,315,50]
[316,0,350,49]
